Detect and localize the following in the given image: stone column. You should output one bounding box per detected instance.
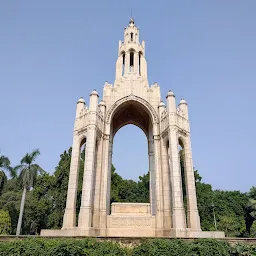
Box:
[62,133,80,228]
[161,138,172,231]
[78,90,98,231]
[125,52,130,74]
[106,138,113,215]
[99,134,110,235]
[183,136,201,230]
[168,128,186,230]
[92,137,103,228]
[78,125,97,230]
[148,138,156,215]
[153,135,164,234]
[134,52,138,74]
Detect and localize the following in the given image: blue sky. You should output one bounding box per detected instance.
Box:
[0,1,255,192]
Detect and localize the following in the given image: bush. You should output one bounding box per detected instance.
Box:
[190,239,231,256]
[231,243,256,256]
[0,238,255,256]
[0,238,128,256]
[132,239,232,256]
[132,239,191,256]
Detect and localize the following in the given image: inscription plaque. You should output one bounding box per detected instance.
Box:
[110,217,152,227]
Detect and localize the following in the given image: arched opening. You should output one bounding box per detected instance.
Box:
[76,137,86,225]
[122,52,125,76]
[178,138,188,227]
[111,125,149,203]
[129,51,134,72]
[130,32,134,42]
[108,100,156,215]
[138,51,142,75]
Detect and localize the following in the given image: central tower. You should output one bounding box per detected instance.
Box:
[115,17,147,80]
[41,18,224,238]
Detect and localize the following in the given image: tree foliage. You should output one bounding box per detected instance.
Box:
[111,165,149,204]
[0,209,11,234]
[0,147,254,238]
[15,149,45,235]
[195,172,251,237]
[0,238,256,255]
[0,155,16,194]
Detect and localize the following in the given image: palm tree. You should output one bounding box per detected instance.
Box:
[15,149,44,236]
[0,155,16,194]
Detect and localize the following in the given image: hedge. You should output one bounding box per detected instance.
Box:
[0,238,255,256]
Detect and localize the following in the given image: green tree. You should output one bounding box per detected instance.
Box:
[218,215,246,237]
[194,170,249,237]
[195,173,215,231]
[249,221,256,237]
[22,173,55,234]
[0,178,22,234]
[0,209,11,234]
[28,147,85,230]
[137,172,150,203]
[248,186,256,219]
[246,186,256,236]
[15,149,44,235]
[0,155,16,194]
[110,165,149,204]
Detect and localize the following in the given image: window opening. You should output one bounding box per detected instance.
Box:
[179,140,188,227]
[122,53,125,76]
[139,52,141,75]
[129,52,134,72]
[76,138,86,225]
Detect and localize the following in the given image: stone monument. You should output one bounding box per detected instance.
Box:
[41,18,224,238]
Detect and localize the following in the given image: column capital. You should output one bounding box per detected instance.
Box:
[153,135,160,140]
[103,134,110,140]
[87,124,97,130]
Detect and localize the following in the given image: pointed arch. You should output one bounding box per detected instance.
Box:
[105,94,159,126]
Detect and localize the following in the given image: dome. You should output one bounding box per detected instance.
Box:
[99,100,106,106]
[167,90,175,97]
[77,97,85,104]
[179,99,187,105]
[90,89,99,96]
[159,101,165,107]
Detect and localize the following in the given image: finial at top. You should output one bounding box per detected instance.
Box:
[179,98,187,105]
[129,9,135,25]
[129,17,135,25]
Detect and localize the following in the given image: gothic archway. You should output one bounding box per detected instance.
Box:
[106,94,159,125]
[105,98,157,216]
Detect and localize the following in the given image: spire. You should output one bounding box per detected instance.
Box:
[129,17,135,25]
[129,8,135,25]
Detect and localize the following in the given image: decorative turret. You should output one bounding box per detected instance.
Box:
[166,90,176,113]
[179,98,188,119]
[115,18,147,80]
[99,100,106,116]
[158,101,166,117]
[89,89,99,111]
[76,97,85,118]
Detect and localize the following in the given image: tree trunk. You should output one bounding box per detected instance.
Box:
[16,186,27,235]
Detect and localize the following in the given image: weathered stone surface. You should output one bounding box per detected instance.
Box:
[111,203,151,216]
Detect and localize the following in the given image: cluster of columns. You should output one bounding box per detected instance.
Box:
[163,92,201,231]
[62,93,201,235]
[116,50,147,80]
